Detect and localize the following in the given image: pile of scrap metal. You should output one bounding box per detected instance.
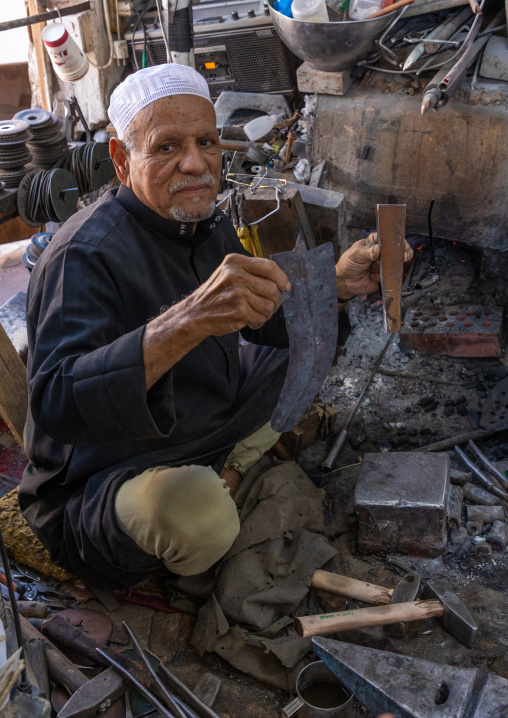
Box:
[290,442,508,714]
[0,526,223,717]
[216,92,326,221]
[353,1,507,113]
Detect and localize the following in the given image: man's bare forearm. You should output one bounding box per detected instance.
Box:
[142,301,207,390]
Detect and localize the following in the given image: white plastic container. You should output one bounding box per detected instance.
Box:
[348,0,383,20]
[244,114,280,142]
[291,0,329,22]
[42,23,89,82]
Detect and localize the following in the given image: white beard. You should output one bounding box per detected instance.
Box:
[170,199,216,223]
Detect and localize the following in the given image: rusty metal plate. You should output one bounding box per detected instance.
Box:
[377,204,406,334]
[270,237,338,433]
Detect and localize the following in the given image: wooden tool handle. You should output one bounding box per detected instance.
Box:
[366,0,414,20]
[16,600,48,619]
[295,599,443,638]
[18,613,88,693]
[42,615,152,688]
[311,570,393,605]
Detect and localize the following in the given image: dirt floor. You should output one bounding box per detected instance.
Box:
[2,234,508,716]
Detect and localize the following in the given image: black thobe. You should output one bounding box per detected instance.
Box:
[18,185,349,588]
[18,185,292,587]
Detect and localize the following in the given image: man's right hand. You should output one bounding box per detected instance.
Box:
[185,253,291,336]
[142,253,290,390]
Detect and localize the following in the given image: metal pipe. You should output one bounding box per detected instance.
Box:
[122,622,188,718]
[438,7,503,94]
[454,445,508,501]
[96,648,175,718]
[467,440,508,491]
[157,663,223,718]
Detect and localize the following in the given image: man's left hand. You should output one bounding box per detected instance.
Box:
[335,232,413,300]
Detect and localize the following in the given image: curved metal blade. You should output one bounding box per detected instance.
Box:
[270,237,337,433]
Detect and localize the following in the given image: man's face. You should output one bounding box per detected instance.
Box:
[111,95,222,222]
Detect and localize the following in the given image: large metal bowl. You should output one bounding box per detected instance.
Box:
[268,0,394,72]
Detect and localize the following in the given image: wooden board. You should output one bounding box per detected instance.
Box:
[0,321,28,450]
[243,187,316,257]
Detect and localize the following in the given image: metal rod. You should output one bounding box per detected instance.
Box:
[157,664,222,718]
[467,440,508,491]
[96,648,175,718]
[321,248,420,472]
[454,445,508,500]
[0,528,30,691]
[0,2,91,32]
[427,198,436,269]
[320,334,396,471]
[122,622,188,718]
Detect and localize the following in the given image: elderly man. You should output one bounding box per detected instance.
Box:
[18,65,411,588]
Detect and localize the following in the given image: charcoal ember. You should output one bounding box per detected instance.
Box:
[418,396,436,408]
[456,396,467,405]
[349,434,365,450]
[456,403,468,416]
[423,401,439,413]
[462,380,478,390]
[391,434,409,448]
[420,428,432,436]
[444,405,455,417]
[407,427,418,437]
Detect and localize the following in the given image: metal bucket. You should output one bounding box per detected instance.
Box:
[267,0,394,72]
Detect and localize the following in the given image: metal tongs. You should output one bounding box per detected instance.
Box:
[455,440,508,501]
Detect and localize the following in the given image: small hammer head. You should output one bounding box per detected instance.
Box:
[384,571,421,639]
[422,579,477,648]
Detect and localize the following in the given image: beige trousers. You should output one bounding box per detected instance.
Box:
[114,422,280,576]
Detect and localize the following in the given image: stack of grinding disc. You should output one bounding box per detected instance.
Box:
[65,142,115,195]
[21,232,54,272]
[17,168,79,228]
[0,119,33,188]
[14,109,70,170]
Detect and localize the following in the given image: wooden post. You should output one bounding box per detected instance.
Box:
[0,322,28,451]
[27,0,51,111]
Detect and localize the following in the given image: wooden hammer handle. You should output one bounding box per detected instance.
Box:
[311,570,393,605]
[295,599,443,638]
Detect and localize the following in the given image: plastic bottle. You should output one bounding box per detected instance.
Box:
[291,0,329,22]
[348,0,383,20]
[274,0,294,17]
[244,114,280,142]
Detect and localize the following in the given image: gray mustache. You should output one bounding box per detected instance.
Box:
[169,174,215,193]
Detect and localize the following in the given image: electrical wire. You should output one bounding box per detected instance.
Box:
[0,527,30,691]
[87,0,114,69]
[155,0,172,62]
[131,0,151,71]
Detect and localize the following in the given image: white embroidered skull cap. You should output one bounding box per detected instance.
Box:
[108,64,213,140]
